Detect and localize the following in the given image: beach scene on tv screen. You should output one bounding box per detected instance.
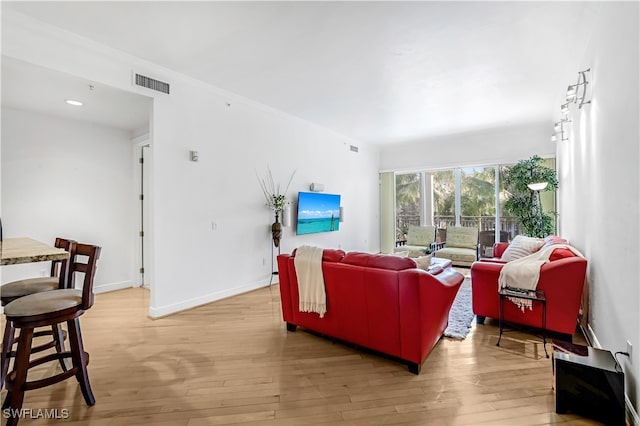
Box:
[297,192,341,235]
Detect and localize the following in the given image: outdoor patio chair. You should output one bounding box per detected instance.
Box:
[393,225,438,258]
[433,226,479,266]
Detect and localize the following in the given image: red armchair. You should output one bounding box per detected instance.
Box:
[471,243,587,338]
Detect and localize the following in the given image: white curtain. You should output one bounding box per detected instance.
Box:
[379,172,396,254]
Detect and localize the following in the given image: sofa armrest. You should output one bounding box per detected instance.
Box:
[398,268,464,364]
[470,260,503,318]
[536,257,588,334]
[276,254,295,324]
[492,242,510,259]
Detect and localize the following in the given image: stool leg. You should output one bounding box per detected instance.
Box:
[4,326,34,426]
[67,318,95,406]
[52,323,70,371]
[1,320,16,389]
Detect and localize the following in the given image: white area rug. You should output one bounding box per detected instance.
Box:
[444,278,475,339]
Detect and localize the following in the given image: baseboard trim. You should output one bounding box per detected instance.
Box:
[94,280,134,294]
[627,395,640,426]
[585,324,601,348]
[586,324,638,425]
[148,278,270,319]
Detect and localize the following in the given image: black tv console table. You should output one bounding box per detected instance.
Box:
[554,342,625,425]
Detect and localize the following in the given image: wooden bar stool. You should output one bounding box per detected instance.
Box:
[1,238,75,389]
[2,243,100,425]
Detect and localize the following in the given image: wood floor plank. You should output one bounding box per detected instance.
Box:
[0,285,605,425]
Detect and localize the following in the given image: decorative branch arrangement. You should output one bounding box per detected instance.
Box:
[257,166,296,215]
[257,166,296,248]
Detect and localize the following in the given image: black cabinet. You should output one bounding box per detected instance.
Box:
[554,343,625,425]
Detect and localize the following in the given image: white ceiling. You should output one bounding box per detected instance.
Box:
[1,56,152,132]
[2,1,598,144]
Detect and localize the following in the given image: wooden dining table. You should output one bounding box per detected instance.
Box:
[0,237,69,266]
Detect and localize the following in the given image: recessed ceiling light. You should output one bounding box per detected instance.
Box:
[65,99,84,106]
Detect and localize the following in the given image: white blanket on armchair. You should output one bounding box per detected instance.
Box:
[498,243,584,309]
[294,245,326,318]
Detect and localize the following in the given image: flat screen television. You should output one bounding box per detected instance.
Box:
[296,191,341,235]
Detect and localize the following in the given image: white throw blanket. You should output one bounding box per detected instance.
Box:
[499,244,584,310]
[294,245,326,318]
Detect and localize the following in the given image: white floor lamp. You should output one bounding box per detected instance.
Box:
[527,182,548,237]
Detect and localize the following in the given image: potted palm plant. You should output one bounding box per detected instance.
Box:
[503,156,558,238]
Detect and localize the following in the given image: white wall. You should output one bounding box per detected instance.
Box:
[150,82,379,316]
[379,121,555,172]
[1,108,136,293]
[1,10,381,318]
[556,2,639,414]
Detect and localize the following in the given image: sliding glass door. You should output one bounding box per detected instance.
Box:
[393,160,555,257]
[461,166,500,257]
[433,170,455,229]
[460,166,496,229]
[395,173,421,242]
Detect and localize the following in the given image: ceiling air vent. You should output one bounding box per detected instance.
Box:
[134,73,170,94]
[349,145,359,153]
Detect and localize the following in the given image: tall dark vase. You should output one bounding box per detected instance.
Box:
[272,214,282,247]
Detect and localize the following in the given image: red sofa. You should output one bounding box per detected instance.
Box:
[470,242,588,338]
[277,249,465,374]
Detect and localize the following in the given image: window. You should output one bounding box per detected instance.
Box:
[461,166,496,229]
[433,170,455,228]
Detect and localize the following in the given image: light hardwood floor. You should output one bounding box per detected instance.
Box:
[1,283,602,426]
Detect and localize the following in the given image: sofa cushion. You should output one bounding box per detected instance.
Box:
[549,248,576,261]
[414,255,433,271]
[322,249,346,262]
[445,227,478,250]
[393,245,428,258]
[341,252,417,271]
[434,247,477,264]
[406,225,435,246]
[500,235,544,261]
